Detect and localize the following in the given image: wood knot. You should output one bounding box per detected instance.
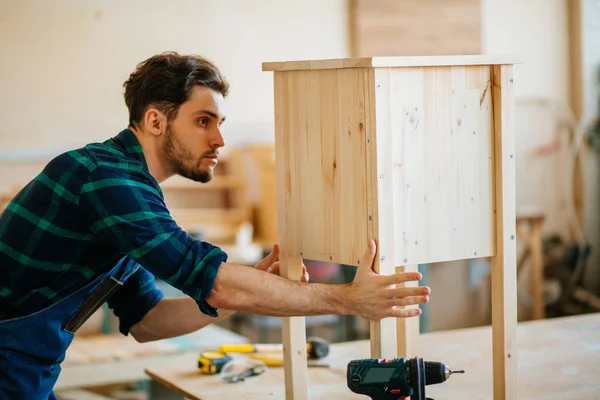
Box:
[333,161,337,168]
[359,122,364,131]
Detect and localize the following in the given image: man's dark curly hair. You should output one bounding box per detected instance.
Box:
[123,51,229,129]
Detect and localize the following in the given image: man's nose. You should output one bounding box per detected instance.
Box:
[209,128,225,149]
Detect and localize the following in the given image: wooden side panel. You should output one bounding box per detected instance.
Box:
[273,69,371,266]
[273,72,309,400]
[385,65,495,266]
[491,65,518,400]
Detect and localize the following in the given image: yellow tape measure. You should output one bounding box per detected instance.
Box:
[197,351,233,375]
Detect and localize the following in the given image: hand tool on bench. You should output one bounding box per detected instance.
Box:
[217,336,330,361]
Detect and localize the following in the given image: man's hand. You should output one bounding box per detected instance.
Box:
[254,244,309,283]
[345,239,430,320]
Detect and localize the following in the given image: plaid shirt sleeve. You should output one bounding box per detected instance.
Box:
[78,164,228,318]
[106,257,165,335]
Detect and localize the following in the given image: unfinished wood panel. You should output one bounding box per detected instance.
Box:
[367,67,398,359]
[263,55,521,72]
[272,69,371,266]
[491,65,518,400]
[382,65,495,266]
[349,0,481,57]
[274,70,309,400]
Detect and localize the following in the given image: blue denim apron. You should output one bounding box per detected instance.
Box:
[0,261,132,399]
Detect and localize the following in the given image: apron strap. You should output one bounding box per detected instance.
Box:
[63,276,123,334]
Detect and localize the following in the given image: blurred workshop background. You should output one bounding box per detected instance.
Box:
[0,0,599,399]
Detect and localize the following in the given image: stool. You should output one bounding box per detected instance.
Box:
[516,210,546,319]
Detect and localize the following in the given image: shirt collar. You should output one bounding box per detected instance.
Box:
[113,128,149,170]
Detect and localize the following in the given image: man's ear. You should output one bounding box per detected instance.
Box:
[143,108,166,137]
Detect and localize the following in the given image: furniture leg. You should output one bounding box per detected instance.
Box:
[491,64,518,400]
[280,255,308,400]
[529,220,545,319]
[368,67,398,360]
[396,265,420,358]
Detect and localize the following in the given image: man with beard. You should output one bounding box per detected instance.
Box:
[0,52,430,399]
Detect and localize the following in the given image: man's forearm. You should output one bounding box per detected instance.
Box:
[130,297,236,342]
[206,263,351,317]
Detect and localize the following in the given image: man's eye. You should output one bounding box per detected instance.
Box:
[199,118,209,126]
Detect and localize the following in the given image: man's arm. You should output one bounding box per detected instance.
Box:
[129,249,309,343]
[205,240,429,321]
[130,241,428,343]
[130,297,236,343]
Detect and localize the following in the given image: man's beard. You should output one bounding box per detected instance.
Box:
[164,124,214,183]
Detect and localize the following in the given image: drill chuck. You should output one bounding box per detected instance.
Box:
[423,361,458,385]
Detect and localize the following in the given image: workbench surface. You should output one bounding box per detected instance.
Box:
[144,313,600,400]
[56,324,248,392]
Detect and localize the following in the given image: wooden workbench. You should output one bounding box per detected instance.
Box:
[56,324,249,393]
[145,313,600,399]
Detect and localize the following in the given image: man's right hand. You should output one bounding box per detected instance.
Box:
[344,239,430,321]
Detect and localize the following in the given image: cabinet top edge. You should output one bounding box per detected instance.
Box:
[262,54,523,71]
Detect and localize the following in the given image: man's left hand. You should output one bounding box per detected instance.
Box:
[255,244,309,283]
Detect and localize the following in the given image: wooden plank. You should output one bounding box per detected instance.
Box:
[144,313,600,400]
[281,256,308,400]
[56,325,247,390]
[387,65,495,266]
[272,68,371,266]
[349,0,482,58]
[568,0,583,121]
[395,265,420,358]
[529,219,545,319]
[273,70,309,400]
[262,55,523,72]
[368,67,397,359]
[491,64,518,400]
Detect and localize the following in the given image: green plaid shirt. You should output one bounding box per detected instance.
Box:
[0,129,228,334]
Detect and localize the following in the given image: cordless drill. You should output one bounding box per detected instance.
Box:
[347,357,464,400]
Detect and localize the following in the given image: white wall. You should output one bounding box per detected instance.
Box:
[481,0,599,293]
[483,0,571,233]
[0,0,350,158]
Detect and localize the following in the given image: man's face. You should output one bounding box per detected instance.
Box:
[163,85,226,182]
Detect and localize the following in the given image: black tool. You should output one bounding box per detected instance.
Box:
[347,357,464,400]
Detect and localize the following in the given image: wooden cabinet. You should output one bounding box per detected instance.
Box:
[263,54,520,399]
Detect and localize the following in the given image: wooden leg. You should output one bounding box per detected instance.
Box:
[529,221,545,319]
[369,318,397,359]
[396,265,420,358]
[491,64,518,400]
[369,254,397,359]
[281,255,308,400]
